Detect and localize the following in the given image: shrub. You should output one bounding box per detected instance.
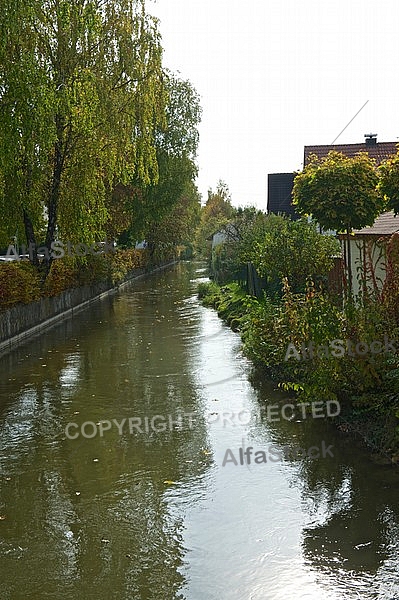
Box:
[108,248,148,284]
[0,262,41,310]
[42,257,79,296]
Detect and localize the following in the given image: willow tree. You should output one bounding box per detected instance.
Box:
[292,151,383,296]
[0,0,166,277]
[117,74,202,251]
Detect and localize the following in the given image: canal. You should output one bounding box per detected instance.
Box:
[1,261,399,599]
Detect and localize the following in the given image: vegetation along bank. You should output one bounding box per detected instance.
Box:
[196,159,399,464]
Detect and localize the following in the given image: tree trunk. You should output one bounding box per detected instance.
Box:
[23,209,39,267]
[39,117,65,282]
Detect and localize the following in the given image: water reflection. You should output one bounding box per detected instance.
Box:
[249,373,399,598]
[0,262,399,599]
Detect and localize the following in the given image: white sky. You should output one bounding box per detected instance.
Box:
[149,0,399,208]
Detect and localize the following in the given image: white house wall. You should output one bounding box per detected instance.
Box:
[344,238,387,298]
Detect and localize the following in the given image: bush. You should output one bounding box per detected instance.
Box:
[197,281,221,302]
[42,257,80,296]
[0,248,151,310]
[108,248,148,284]
[0,262,41,310]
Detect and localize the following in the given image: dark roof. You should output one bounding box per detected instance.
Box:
[348,211,399,237]
[304,141,398,167]
[267,173,300,220]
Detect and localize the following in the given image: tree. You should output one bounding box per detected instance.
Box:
[0,0,166,278]
[378,149,399,215]
[117,74,202,252]
[292,151,383,295]
[249,214,340,294]
[208,206,264,283]
[145,183,201,261]
[195,180,236,258]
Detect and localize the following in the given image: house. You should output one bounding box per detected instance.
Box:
[266,135,399,297]
[268,135,398,220]
[304,135,399,298]
[208,223,239,250]
[267,173,300,220]
[304,134,398,167]
[338,211,399,298]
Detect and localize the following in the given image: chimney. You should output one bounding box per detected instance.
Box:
[364,133,377,146]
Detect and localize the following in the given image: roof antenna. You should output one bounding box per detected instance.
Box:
[331,100,369,145]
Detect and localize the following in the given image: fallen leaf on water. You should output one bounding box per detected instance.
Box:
[0,515,6,520]
[163,480,176,485]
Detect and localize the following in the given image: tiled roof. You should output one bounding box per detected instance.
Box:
[304,141,398,166]
[350,211,399,236]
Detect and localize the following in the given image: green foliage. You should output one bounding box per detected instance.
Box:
[238,210,270,264]
[380,233,399,325]
[205,211,339,291]
[0,263,41,310]
[0,0,167,274]
[195,181,236,260]
[0,248,150,310]
[42,257,79,296]
[241,280,398,410]
[208,206,265,284]
[144,182,201,259]
[211,241,241,284]
[293,151,384,232]
[118,75,202,255]
[106,249,147,285]
[378,149,399,215]
[197,281,222,302]
[197,281,247,330]
[249,215,340,293]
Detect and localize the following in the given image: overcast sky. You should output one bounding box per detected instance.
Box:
[149,0,399,208]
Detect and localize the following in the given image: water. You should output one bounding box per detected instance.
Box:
[1,261,399,599]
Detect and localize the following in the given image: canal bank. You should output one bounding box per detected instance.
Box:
[0,260,177,357]
[1,261,399,599]
[198,280,399,466]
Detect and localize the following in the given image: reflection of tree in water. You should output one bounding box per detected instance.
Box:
[249,370,399,594]
[298,454,399,585]
[0,263,211,599]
